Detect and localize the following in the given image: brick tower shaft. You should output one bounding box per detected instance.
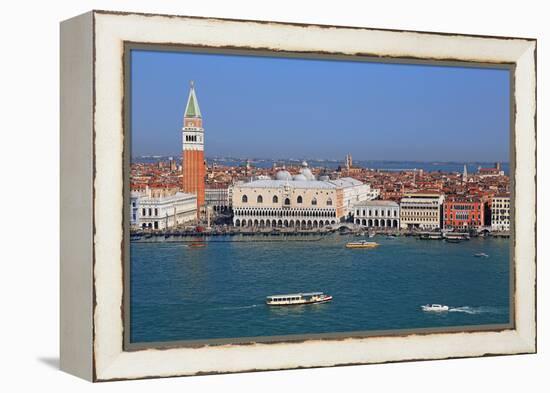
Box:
[182,81,205,216]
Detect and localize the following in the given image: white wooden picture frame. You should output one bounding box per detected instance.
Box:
[60,10,536,381]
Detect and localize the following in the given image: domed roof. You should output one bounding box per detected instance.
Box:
[299,168,315,180]
[299,160,315,180]
[275,170,292,181]
[292,174,307,181]
[318,175,330,181]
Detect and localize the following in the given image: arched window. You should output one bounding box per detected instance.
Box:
[312,198,317,206]
[257,195,263,203]
[326,198,332,206]
[297,196,303,204]
[284,198,290,205]
[273,195,278,203]
[242,195,248,203]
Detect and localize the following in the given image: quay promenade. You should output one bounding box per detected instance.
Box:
[129,224,510,242]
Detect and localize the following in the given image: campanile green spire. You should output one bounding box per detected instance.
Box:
[184,80,202,118]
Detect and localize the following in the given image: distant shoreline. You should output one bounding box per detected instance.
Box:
[131,157,510,175]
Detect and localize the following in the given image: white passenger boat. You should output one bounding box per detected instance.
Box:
[421,304,449,312]
[346,240,379,249]
[266,292,333,306]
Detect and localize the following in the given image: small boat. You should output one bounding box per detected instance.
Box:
[421,304,449,312]
[419,232,443,240]
[188,242,206,248]
[346,240,379,249]
[266,292,333,306]
[474,253,489,258]
[444,232,470,240]
[368,232,376,238]
[445,238,461,243]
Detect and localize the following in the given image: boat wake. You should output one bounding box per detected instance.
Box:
[448,306,506,315]
[214,304,259,311]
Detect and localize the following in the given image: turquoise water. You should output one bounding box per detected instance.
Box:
[130,235,510,344]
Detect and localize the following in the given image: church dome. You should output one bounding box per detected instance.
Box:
[293,174,307,181]
[275,170,292,181]
[301,168,315,180]
[299,160,315,180]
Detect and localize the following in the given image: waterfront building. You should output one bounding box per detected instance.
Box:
[205,185,230,213]
[443,196,485,230]
[491,195,510,231]
[354,200,400,228]
[231,163,370,228]
[326,176,373,218]
[182,81,206,215]
[130,192,140,228]
[131,188,197,230]
[399,192,445,229]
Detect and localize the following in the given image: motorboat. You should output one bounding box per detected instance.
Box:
[346,240,379,249]
[444,232,470,241]
[474,253,489,258]
[266,292,333,306]
[188,242,206,248]
[421,304,449,312]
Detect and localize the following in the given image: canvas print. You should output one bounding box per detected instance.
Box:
[127,48,512,346]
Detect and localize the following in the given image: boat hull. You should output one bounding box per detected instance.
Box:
[266,296,333,306]
[346,242,379,249]
[421,305,449,312]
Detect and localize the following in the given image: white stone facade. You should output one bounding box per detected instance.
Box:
[491,195,510,231]
[354,200,400,228]
[231,179,340,229]
[205,187,229,212]
[132,190,197,230]
[399,193,445,230]
[328,177,373,218]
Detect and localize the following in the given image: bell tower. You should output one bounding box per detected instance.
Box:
[182,81,205,216]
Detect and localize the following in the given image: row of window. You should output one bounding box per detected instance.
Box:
[234,209,337,218]
[445,213,482,220]
[402,218,438,222]
[446,204,479,210]
[235,218,337,228]
[355,209,398,218]
[445,222,481,227]
[142,207,158,217]
[402,211,438,216]
[241,194,332,206]
[185,134,200,142]
[355,219,399,227]
[401,205,439,209]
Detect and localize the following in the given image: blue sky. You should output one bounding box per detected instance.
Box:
[131,49,510,162]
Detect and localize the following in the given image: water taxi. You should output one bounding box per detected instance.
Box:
[345,240,379,249]
[421,304,449,312]
[266,292,333,306]
[419,232,443,240]
[444,232,470,241]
